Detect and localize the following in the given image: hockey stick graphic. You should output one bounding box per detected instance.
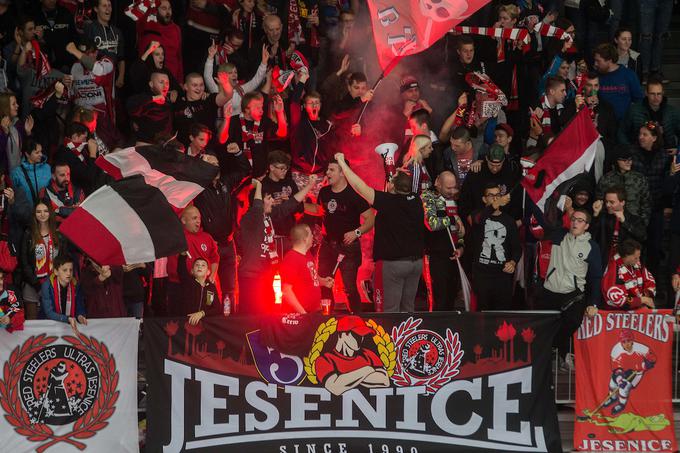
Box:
[576,371,641,421]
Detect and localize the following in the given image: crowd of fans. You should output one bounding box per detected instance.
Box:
[0,0,677,364]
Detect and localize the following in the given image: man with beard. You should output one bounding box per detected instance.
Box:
[39,162,84,223]
[422,171,466,311]
[137,0,183,83]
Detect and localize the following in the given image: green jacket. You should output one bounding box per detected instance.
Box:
[596,169,651,226]
[618,97,680,146]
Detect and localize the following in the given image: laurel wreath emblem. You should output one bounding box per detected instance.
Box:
[391,317,464,394]
[304,317,396,384]
[0,334,119,452]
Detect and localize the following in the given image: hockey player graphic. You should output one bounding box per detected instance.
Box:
[603,330,656,415]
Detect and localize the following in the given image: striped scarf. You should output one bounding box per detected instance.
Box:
[50,274,76,317]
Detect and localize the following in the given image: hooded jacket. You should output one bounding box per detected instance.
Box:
[10,155,51,207]
[543,229,602,306]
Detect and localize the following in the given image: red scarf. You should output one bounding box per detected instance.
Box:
[240,114,261,162]
[64,138,86,161]
[288,0,304,45]
[51,274,76,317]
[232,9,258,49]
[31,80,69,109]
[31,39,51,79]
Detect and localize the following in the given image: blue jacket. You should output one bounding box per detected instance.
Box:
[10,156,51,207]
[41,277,86,323]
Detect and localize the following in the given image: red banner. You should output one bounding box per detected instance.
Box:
[574,310,677,452]
[366,0,490,70]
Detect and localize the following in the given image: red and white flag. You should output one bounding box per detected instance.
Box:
[367,0,490,71]
[60,176,187,265]
[522,108,602,212]
[96,145,218,210]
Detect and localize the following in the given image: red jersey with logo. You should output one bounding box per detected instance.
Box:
[315,348,383,383]
[280,250,321,313]
[610,342,649,372]
[168,230,219,282]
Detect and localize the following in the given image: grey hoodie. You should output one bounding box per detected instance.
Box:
[544,229,603,306]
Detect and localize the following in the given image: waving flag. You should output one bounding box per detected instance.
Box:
[367,0,491,70]
[522,108,602,213]
[96,145,218,210]
[60,176,187,265]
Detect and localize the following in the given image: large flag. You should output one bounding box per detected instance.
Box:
[96,145,218,210]
[574,310,676,452]
[522,108,602,212]
[60,176,187,265]
[367,0,491,70]
[145,312,563,452]
[0,319,140,453]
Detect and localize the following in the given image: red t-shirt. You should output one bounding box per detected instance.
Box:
[315,349,383,384]
[281,250,321,313]
[167,230,219,282]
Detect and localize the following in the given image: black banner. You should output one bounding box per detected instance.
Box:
[145,312,562,452]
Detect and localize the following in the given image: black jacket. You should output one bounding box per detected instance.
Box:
[194,152,250,245]
[175,254,221,316]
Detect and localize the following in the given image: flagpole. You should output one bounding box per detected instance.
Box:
[355,55,402,125]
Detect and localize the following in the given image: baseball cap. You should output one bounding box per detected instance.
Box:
[619,330,634,342]
[487,144,506,163]
[400,75,419,93]
[495,123,514,137]
[337,316,375,336]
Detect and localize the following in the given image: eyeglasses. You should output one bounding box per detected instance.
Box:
[570,216,588,224]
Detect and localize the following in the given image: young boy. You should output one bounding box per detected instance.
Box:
[0,270,24,332]
[41,255,87,334]
[177,254,221,325]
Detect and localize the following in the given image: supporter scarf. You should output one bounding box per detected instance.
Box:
[35,233,54,279]
[288,0,304,45]
[64,139,87,161]
[30,80,69,109]
[30,39,51,79]
[613,254,654,299]
[537,95,563,134]
[532,22,572,42]
[263,215,279,264]
[50,274,76,317]
[240,114,261,162]
[454,26,530,45]
[232,9,258,49]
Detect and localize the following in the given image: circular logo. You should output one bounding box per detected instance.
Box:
[607,286,626,305]
[327,199,337,214]
[399,330,447,379]
[19,344,100,425]
[200,243,208,252]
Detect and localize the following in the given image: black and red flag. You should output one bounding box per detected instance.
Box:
[59,176,187,265]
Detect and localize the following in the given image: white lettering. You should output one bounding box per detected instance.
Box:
[431,379,482,436]
[337,388,392,428]
[377,7,399,26]
[395,386,427,431]
[194,369,239,437]
[163,359,192,453]
[487,367,532,445]
[245,381,279,431]
[285,386,331,428]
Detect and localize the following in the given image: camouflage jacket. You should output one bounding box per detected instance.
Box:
[596,169,651,224]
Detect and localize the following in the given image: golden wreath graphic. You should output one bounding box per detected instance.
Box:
[304,317,396,384]
[0,334,119,452]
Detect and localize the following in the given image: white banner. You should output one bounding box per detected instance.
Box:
[0,318,140,452]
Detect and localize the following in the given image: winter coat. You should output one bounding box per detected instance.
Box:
[10,156,51,207]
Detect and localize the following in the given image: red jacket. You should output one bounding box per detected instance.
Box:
[167,230,219,283]
[602,254,656,309]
